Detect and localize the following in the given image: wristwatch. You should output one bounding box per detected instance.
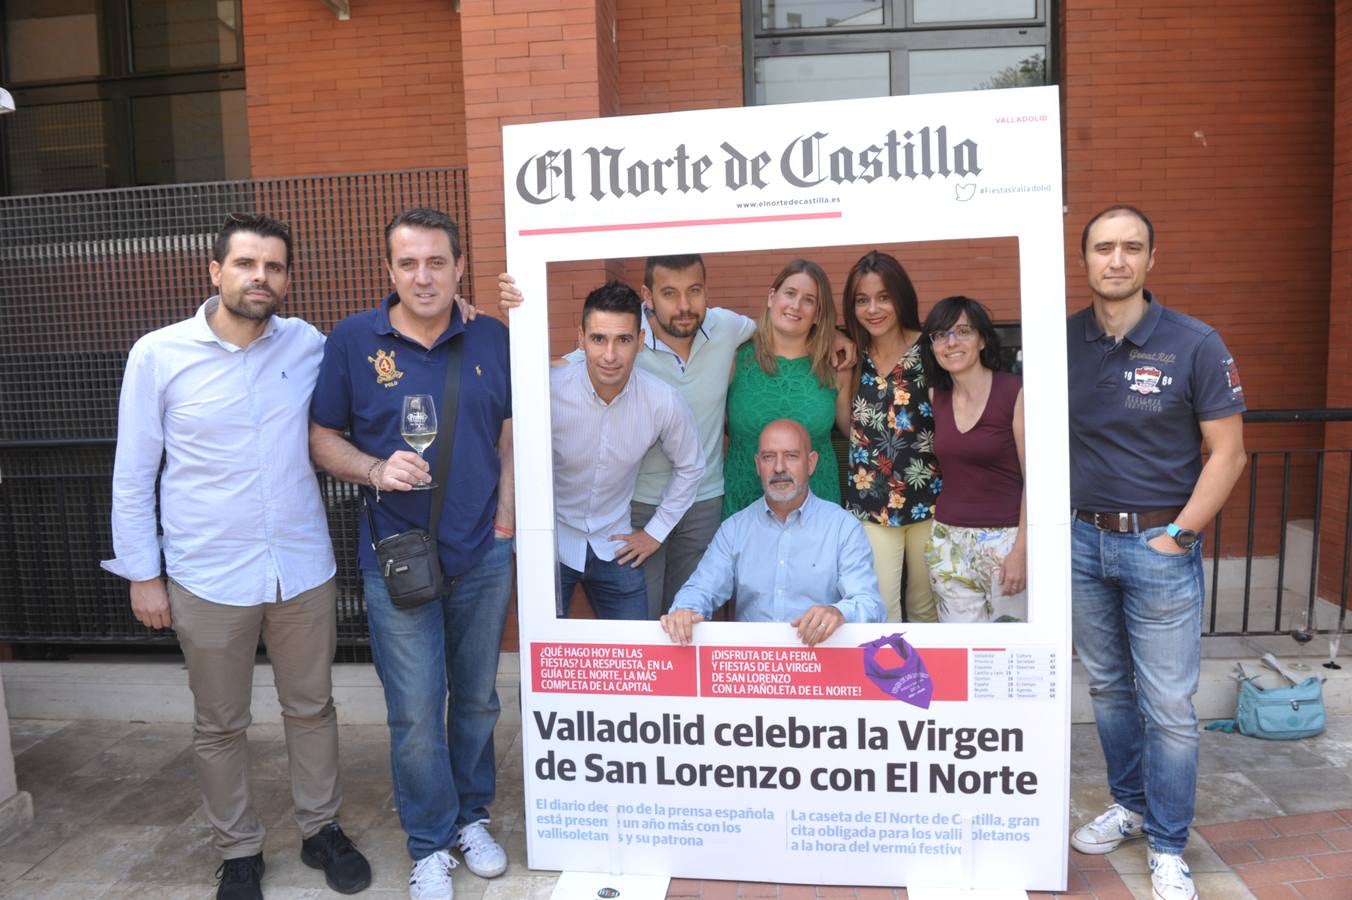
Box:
[1166,522,1198,549]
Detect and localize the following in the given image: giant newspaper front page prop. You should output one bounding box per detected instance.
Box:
[504,86,1070,892]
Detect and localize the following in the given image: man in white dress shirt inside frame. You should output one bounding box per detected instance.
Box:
[550,280,703,619]
[102,213,370,900]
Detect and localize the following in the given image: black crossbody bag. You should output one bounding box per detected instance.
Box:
[363,333,462,610]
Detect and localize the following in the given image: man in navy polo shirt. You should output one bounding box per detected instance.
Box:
[309,208,513,900]
[1066,205,1246,900]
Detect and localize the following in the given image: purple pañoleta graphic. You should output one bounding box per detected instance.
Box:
[860,633,934,708]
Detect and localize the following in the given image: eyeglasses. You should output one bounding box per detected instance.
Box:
[928,324,977,344]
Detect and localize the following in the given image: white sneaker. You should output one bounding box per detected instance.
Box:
[1148,847,1196,900]
[409,848,457,900]
[1070,803,1145,854]
[456,820,508,878]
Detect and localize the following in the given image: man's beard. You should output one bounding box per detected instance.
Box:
[655,310,702,339]
[764,475,805,504]
[222,285,279,321]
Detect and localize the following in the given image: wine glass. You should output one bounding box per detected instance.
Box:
[1325,618,1344,670]
[1281,602,1314,664]
[401,394,438,491]
[1290,602,1315,645]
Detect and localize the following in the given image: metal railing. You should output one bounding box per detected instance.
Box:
[1204,410,1352,639]
[0,169,471,650]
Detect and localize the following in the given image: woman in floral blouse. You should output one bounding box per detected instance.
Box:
[835,251,939,622]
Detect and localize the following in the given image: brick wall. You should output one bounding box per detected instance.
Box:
[243,0,467,177]
[1061,0,1336,555]
[615,0,743,114]
[460,0,617,315]
[1319,1,1352,604]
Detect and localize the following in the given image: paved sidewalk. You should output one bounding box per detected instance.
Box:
[1,693,1349,898]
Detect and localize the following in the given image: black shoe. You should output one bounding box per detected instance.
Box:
[301,822,373,894]
[215,852,264,900]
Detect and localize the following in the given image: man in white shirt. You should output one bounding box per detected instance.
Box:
[103,214,370,900]
[503,260,853,620]
[551,281,703,619]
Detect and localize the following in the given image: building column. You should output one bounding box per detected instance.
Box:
[0,671,33,841]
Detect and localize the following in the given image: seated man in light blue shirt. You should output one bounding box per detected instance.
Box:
[661,419,884,647]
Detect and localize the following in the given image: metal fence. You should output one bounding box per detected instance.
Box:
[0,173,1349,650]
[1204,411,1352,640]
[0,169,471,650]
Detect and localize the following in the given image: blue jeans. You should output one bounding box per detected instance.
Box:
[557,545,647,620]
[363,537,513,861]
[1070,517,1204,854]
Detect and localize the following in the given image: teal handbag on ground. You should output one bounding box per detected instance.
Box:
[1206,660,1325,740]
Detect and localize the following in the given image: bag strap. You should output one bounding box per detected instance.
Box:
[363,331,465,546]
[426,332,464,542]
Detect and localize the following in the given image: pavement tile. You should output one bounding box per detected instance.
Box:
[739,882,777,897]
[1199,819,1282,844]
[1289,874,1352,900]
[1250,833,1334,859]
[1070,850,1119,870]
[19,824,170,884]
[1234,857,1322,886]
[0,880,114,898]
[667,877,703,897]
[698,880,738,900]
[1080,867,1130,891]
[1214,841,1262,865]
[1268,812,1350,836]
[1248,885,1303,900]
[1322,829,1352,851]
[776,885,814,900]
[1309,850,1352,877]
[1190,871,1266,900]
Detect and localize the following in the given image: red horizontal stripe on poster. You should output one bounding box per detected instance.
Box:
[699,646,967,703]
[518,210,841,236]
[531,642,698,696]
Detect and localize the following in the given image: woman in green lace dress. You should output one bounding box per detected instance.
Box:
[723,259,850,518]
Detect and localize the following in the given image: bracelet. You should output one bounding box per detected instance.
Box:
[366,459,385,502]
[494,525,515,539]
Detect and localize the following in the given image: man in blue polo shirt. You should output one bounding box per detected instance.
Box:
[1065,205,1246,900]
[310,208,513,900]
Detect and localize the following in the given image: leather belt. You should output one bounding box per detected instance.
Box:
[1075,507,1182,534]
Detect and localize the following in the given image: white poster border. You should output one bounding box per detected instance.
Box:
[502,86,1071,892]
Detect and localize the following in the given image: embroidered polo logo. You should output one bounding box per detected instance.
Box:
[1223,357,1244,396]
[475,364,482,376]
[1125,365,1171,395]
[368,349,404,386]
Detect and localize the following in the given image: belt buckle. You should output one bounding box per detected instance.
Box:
[1118,512,1130,533]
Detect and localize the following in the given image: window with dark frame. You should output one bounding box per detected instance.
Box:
[0,0,247,196]
[745,0,1052,106]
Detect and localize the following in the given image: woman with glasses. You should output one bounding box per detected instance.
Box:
[835,250,939,623]
[723,259,850,517]
[919,296,1026,623]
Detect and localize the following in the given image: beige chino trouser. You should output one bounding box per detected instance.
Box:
[168,578,341,858]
